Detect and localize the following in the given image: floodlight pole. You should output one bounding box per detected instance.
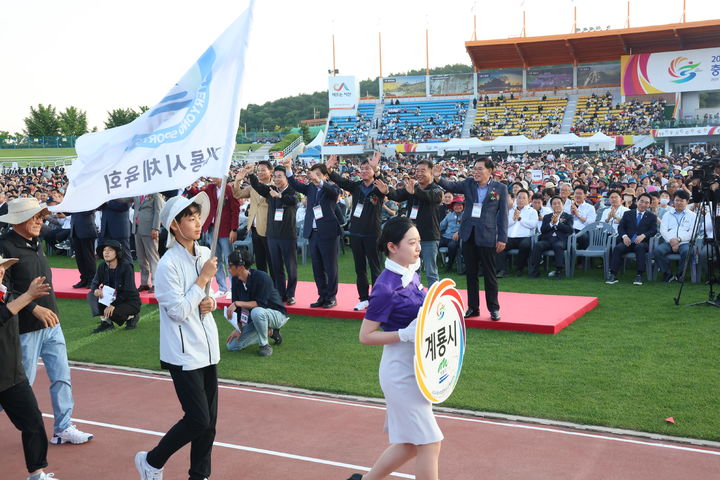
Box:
[332,33,337,76]
[682,0,686,23]
[573,6,577,33]
[425,27,430,76]
[626,0,631,29]
[522,10,526,37]
[378,31,383,78]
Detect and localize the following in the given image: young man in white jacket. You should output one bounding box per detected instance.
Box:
[135,192,219,480]
[654,190,697,282]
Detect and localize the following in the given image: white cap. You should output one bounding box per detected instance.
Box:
[160,192,211,248]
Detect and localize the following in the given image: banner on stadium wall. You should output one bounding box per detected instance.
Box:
[577,62,621,88]
[651,126,720,137]
[700,91,720,108]
[383,75,427,97]
[477,68,522,92]
[429,73,474,95]
[527,65,573,90]
[415,278,466,404]
[621,47,720,95]
[395,143,438,153]
[329,75,359,110]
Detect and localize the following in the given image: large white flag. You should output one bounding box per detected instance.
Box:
[53,0,255,212]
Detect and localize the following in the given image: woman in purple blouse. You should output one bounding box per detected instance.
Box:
[347,217,443,480]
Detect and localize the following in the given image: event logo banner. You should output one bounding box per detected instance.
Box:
[415,278,466,404]
[53,1,255,213]
[621,47,720,95]
[328,75,359,110]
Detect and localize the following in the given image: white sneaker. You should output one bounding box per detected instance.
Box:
[28,473,59,480]
[135,451,164,480]
[353,300,369,311]
[50,424,93,444]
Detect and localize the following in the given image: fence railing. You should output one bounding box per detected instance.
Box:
[1,136,79,149]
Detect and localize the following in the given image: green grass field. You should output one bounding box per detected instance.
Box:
[49,249,720,442]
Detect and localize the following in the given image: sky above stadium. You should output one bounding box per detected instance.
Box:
[1,0,719,134]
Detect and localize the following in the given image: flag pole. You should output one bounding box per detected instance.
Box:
[206,174,228,295]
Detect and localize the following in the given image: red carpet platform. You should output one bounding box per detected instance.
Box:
[51,268,597,334]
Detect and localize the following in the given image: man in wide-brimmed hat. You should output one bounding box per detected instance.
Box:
[0,197,94,446]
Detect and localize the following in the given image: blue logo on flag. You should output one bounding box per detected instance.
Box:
[127,46,216,150]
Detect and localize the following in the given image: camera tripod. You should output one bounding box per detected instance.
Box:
[674,197,720,307]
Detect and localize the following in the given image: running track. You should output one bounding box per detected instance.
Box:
[1,364,719,479]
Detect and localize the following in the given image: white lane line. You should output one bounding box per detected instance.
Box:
[41,413,414,479]
[65,365,720,457]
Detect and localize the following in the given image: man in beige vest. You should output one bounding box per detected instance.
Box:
[233,160,273,276]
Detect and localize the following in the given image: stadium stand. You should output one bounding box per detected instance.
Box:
[572,93,667,136]
[470,95,567,139]
[375,100,468,144]
[324,103,376,145]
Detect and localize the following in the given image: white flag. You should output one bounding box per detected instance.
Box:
[53,0,255,213]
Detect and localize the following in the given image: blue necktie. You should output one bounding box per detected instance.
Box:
[636,212,642,226]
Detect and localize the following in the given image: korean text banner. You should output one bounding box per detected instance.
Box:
[328,75,359,110]
[621,47,720,95]
[53,1,255,213]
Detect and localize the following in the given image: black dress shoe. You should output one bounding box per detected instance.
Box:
[310,298,325,308]
[137,284,150,292]
[322,298,337,308]
[125,313,140,330]
[347,474,363,480]
[72,281,88,289]
[464,308,479,318]
[286,297,296,305]
[490,310,501,321]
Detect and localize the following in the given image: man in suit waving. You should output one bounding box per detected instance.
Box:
[433,157,508,320]
[282,158,342,308]
[606,193,657,285]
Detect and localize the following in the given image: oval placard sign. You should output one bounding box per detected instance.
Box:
[414,278,466,404]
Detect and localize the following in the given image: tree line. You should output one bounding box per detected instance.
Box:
[3,63,474,139]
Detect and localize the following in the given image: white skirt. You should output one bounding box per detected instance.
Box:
[379,341,444,445]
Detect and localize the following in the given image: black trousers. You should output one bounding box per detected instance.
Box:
[267,237,297,299]
[610,241,649,274]
[496,236,532,272]
[530,239,565,273]
[147,364,218,480]
[350,235,381,301]
[309,232,339,301]
[439,237,461,270]
[0,380,48,473]
[87,292,140,326]
[462,240,499,313]
[251,227,273,278]
[71,234,96,284]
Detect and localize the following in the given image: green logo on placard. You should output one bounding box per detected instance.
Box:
[438,358,448,373]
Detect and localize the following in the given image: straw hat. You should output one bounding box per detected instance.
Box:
[0,255,19,269]
[160,192,211,247]
[0,197,49,225]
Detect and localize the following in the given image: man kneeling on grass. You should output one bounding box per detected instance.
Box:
[87,239,141,333]
[226,249,287,357]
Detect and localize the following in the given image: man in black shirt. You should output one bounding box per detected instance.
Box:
[326,152,386,311]
[383,159,442,286]
[225,250,288,357]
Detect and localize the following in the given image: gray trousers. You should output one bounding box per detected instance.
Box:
[135,232,160,287]
[226,307,288,351]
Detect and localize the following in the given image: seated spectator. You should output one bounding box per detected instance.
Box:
[565,185,596,250]
[598,191,629,232]
[87,240,141,333]
[497,189,536,276]
[606,194,657,285]
[530,192,552,231]
[653,190,696,282]
[225,249,287,357]
[439,197,464,272]
[528,196,573,279]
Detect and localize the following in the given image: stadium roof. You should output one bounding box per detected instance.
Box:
[465,19,720,69]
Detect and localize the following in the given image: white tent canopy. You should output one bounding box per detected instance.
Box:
[307,129,325,148]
